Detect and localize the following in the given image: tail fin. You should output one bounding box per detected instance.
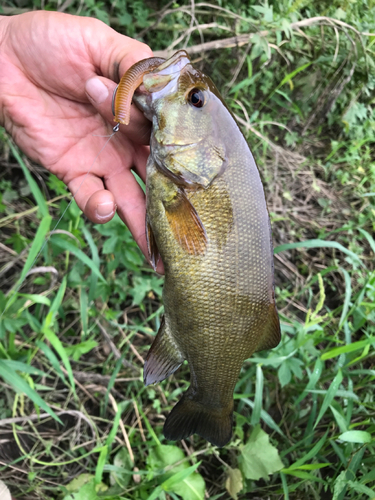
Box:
[163,394,233,447]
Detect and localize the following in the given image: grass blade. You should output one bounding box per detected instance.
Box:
[314,369,343,429]
[52,235,105,282]
[36,340,67,383]
[250,364,263,426]
[274,239,363,267]
[358,228,375,254]
[7,139,48,218]
[241,398,285,437]
[339,268,352,328]
[0,359,62,424]
[287,431,328,470]
[19,215,52,285]
[321,337,375,360]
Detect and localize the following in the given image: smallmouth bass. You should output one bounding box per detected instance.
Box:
[113,50,281,447]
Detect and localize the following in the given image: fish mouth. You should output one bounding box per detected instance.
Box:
[143,50,191,99]
[154,141,199,154]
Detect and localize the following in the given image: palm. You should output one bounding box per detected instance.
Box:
[0,11,155,260]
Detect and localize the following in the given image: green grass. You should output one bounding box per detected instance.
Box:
[0,0,375,499]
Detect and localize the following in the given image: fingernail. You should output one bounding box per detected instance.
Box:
[86,78,109,104]
[96,201,115,218]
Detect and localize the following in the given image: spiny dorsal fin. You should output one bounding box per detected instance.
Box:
[164,189,207,256]
[144,317,184,386]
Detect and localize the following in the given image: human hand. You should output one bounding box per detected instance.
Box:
[0,11,158,265]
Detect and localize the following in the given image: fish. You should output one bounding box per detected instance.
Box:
[113,50,281,447]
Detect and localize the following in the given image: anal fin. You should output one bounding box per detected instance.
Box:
[144,317,184,386]
[255,303,281,352]
[164,189,207,256]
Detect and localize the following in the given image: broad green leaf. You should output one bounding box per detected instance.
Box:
[65,474,95,492]
[225,468,243,500]
[64,340,98,361]
[162,462,203,499]
[52,235,105,282]
[278,363,291,387]
[338,430,372,443]
[110,449,133,488]
[62,477,98,500]
[147,444,184,474]
[0,359,62,424]
[147,446,205,500]
[239,426,283,480]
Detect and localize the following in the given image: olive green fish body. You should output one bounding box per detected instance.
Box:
[127,51,280,447]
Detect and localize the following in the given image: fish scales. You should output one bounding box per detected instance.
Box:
[115,50,281,447]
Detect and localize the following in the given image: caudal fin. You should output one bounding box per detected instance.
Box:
[163,395,233,447]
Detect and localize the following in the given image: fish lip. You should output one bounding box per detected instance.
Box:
[164,142,197,148]
[144,52,191,100]
[157,142,199,153]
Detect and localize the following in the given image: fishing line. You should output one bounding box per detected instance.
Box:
[0,126,119,320]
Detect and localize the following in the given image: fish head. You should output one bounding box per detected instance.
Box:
[133,51,232,187]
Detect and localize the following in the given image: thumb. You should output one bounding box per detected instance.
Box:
[85,76,151,145]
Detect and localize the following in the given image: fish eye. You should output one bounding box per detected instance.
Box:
[188,88,205,108]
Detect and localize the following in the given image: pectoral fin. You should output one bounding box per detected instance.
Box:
[164,189,207,255]
[255,304,281,351]
[144,317,184,386]
[146,215,160,271]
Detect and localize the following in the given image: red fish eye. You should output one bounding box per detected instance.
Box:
[188,88,205,108]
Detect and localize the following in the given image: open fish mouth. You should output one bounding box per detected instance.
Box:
[143,51,191,100]
[112,50,190,125]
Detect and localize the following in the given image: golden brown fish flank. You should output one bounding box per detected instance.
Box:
[116,50,280,447]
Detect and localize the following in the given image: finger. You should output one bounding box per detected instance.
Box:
[67,174,116,223]
[85,76,151,145]
[85,189,116,223]
[105,167,149,260]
